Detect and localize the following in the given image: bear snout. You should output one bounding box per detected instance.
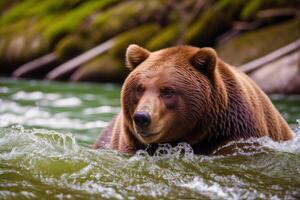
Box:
[133,111,151,129]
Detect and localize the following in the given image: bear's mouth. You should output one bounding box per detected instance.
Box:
[137,130,159,138]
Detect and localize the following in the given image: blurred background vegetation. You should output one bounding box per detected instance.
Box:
[0,0,299,93]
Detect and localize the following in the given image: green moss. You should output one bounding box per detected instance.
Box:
[0,0,40,27]
[240,0,263,20]
[44,0,120,45]
[54,35,87,61]
[183,0,245,46]
[0,0,20,13]
[0,20,50,72]
[90,0,165,44]
[27,0,82,16]
[70,54,126,82]
[110,24,160,58]
[240,0,300,20]
[0,0,92,70]
[0,0,83,27]
[0,0,167,74]
[71,24,160,82]
[146,23,181,51]
[0,0,9,9]
[216,19,300,66]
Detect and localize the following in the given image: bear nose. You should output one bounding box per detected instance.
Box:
[133,112,151,128]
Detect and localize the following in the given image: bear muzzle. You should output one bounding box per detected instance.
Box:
[133,111,160,138]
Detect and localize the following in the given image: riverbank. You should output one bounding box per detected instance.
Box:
[0,0,300,94]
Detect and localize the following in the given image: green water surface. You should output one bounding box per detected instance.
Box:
[0,78,299,200]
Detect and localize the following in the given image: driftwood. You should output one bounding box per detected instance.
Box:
[240,38,300,73]
[257,8,299,19]
[216,21,263,45]
[12,53,56,77]
[217,9,299,45]
[250,51,300,94]
[47,38,115,80]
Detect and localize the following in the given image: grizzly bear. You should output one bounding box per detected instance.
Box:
[93,44,294,154]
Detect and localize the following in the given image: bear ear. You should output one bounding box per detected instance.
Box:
[190,47,217,78]
[126,44,150,70]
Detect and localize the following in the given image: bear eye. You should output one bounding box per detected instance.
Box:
[136,84,144,95]
[160,87,174,98]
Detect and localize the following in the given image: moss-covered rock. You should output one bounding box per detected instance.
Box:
[2,0,299,83]
[109,24,160,59]
[71,24,160,82]
[146,23,182,51]
[0,1,78,73]
[54,35,88,62]
[183,0,246,46]
[0,0,20,13]
[70,54,126,82]
[240,0,300,20]
[44,0,119,46]
[216,18,300,66]
[0,21,50,73]
[0,0,119,74]
[0,0,82,27]
[52,0,167,64]
[89,0,166,44]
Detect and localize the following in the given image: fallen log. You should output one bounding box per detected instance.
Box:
[257,8,299,20]
[47,38,115,80]
[12,53,57,78]
[250,51,300,94]
[216,20,263,45]
[240,38,300,73]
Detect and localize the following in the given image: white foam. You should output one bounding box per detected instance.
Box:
[260,135,300,153]
[0,100,31,114]
[132,142,195,161]
[0,86,10,93]
[11,91,60,101]
[83,106,120,114]
[62,180,124,200]
[0,100,108,129]
[0,125,80,160]
[259,119,300,153]
[179,176,283,200]
[49,97,82,107]
[0,113,108,130]
[179,177,229,199]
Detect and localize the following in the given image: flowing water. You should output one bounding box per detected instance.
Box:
[0,78,300,200]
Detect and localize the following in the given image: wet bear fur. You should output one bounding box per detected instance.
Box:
[93,44,294,154]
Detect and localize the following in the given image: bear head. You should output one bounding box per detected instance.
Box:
[121,44,224,146]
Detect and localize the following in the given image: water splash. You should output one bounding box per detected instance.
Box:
[210,119,300,156]
[133,142,195,159]
[0,124,80,160]
[0,124,299,199]
[1,78,299,199]
[259,119,300,153]
[0,100,109,130]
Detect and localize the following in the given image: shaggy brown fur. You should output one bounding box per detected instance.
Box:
[93,44,294,154]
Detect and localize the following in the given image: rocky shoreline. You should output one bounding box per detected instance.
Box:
[0,0,299,94]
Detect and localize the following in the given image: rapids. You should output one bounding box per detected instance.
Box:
[0,78,299,200]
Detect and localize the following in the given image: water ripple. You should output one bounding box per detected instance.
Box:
[0,125,299,199]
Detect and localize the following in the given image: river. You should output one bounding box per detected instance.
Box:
[0,78,299,200]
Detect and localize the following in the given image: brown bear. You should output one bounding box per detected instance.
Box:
[93,44,294,154]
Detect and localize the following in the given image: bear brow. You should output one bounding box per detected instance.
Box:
[139,66,161,77]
